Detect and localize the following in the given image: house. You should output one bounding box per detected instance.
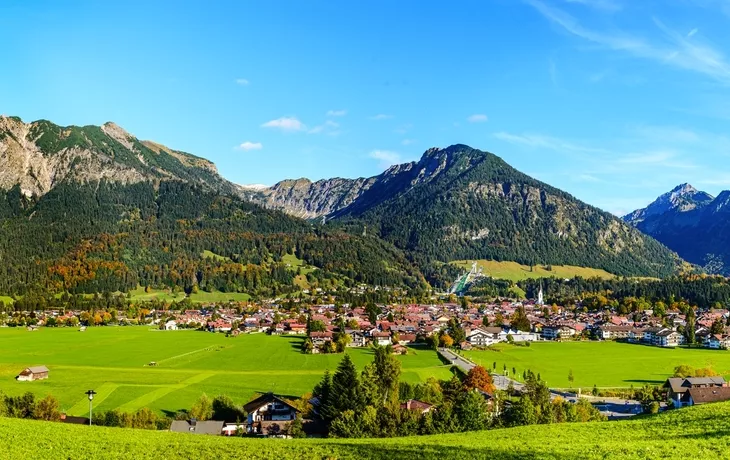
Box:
[708,334,730,350]
[688,387,730,406]
[397,333,417,345]
[244,393,300,436]
[596,325,633,340]
[400,399,434,414]
[16,366,49,382]
[310,332,333,348]
[372,331,392,347]
[656,329,684,347]
[664,377,727,408]
[467,327,501,347]
[164,320,178,331]
[170,419,225,435]
[392,344,409,355]
[346,330,367,347]
[542,325,576,340]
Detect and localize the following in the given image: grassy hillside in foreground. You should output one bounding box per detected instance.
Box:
[3,402,730,459]
[451,260,615,282]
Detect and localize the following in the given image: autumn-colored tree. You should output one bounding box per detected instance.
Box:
[463,366,496,394]
[439,333,454,348]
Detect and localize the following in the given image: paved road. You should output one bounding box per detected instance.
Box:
[438,348,642,419]
[438,348,524,391]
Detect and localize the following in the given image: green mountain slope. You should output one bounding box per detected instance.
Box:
[332,145,679,278]
[2,401,729,459]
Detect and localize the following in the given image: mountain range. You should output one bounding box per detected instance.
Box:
[0,115,680,298]
[624,184,730,274]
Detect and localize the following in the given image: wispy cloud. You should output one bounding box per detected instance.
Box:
[236,141,263,151]
[326,109,347,117]
[493,132,609,155]
[235,78,250,85]
[687,28,699,38]
[401,139,416,146]
[563,0,622,12]
[370,114,393,120]
[308,120,340,135]
[467,114,489,123]
[261,116,305,132]
[527,0,730,84]
[394,123,413,134]
[369,150,402,168]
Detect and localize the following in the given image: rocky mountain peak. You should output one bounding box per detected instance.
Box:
[624,184,714,225]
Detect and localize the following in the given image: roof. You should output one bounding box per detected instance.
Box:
[243,393,300,414]
[400,399,434,412]
[664,377,726,393]
[170,420,225,435]
[688,387,730,405]
[24,366,49,374]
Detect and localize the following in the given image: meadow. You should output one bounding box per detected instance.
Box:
[2,399,730,459]
[0,327,452,416]
[451,260,615,282]
[464,341,730,388]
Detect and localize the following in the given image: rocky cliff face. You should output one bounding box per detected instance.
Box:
[623,183,714,226]
[0,115,230,197]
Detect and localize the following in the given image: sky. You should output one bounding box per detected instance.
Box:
[2,0,730,215]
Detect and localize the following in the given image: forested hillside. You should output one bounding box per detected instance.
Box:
[330,145,679,278]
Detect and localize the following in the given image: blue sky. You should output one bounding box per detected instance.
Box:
[2,0,730,215]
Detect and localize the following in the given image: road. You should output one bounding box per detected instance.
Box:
[438,348,642,419]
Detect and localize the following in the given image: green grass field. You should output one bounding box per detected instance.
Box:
[2,400,730,459]
[464,341,730,388]
[451,260,615,282]
[0,328,452,416]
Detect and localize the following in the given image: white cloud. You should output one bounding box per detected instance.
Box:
[326,110,347,117]
[467,114,489,123]
[369,150,402,168]
[370,114,393,120]
[261,117,305,132]
[401,139,416,145]
[308,120,340,135]
[527,0,730,84]
[235,78,250,85]
[236,141,263,151]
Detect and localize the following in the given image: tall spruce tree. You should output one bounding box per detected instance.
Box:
[373,346,401,405]
[330,354,364,415]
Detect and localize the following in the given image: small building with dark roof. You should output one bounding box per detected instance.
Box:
[688,387,730,406]
[170,419,224,436]
[244,393,300,436]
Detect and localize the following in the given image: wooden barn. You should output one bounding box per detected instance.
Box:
[16,366,49,382]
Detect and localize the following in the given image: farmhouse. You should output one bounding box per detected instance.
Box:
[688,387,730,406]
[244,393,300,436]
[664,377,727,408]
[16,366,49,382]
[401,399,434,414]
[170,419,225,435]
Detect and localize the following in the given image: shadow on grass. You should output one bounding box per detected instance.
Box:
[623,379,664,385]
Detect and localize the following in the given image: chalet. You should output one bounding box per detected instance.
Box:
[164,320,178,331]
[346,330,367,347]
[664,377,727,408]
[656,329,683,348]
[467,327,500,347]
[170,419,224,436]
[397,333,417,345]
[708,334,730,350]
[310,331,333,348]
[286,324,307,335]
[16,366,49,382]
[642,326,664,344]
[596,325,633,340]
[400,399,434,414]
[542,324,576,340]
[244,393,300,436]
[372,331,392,347]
